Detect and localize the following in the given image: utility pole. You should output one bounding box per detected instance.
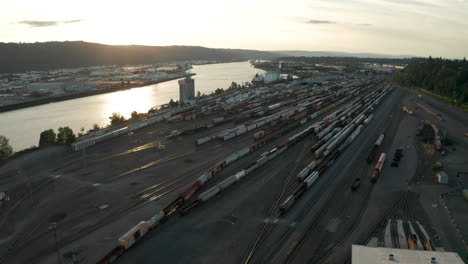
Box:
[49,222,62,264]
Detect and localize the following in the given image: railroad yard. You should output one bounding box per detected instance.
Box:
[0,73,467,264]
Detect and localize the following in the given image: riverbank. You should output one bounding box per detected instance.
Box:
[0,73,195,113]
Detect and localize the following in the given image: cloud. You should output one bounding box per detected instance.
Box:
[383,0,437,7]
[306,19,335,24]
[18,19,83,27]
[357,23,372,26]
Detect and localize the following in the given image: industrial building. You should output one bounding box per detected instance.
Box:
[352,245,464,264]
[265,62,281,83]
[178,76,195,105]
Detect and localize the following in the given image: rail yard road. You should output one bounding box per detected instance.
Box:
[1,73,467,264]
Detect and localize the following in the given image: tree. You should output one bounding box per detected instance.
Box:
[168,99,179,108]
[93,123,100,130]
[109,112,126,125]
[214,88,224,95]
[431,162,443,175]
[0,135,14,163]
[131,111,140,120]
[31,91,42,97]
[39,129,57,147]
[229,82,238,90]
[57,127,76,145]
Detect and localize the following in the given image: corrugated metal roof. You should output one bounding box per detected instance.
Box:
[352,245,464,264]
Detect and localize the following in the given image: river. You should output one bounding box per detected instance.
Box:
[0,61,260,151]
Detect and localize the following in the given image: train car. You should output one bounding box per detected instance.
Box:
[375,133,385,146]
[351,178,361,191]
[279,194,296,215]
[118,221,149,250]
[148,211,165,229]
[367,134,385,163]
[370,153,386,183]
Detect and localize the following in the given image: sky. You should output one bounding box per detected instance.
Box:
[0,0,467,58]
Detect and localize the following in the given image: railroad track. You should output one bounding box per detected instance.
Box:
[2,112,307,263]
[242,138,311,264]
[2,160,213,264]
[391,220,400,248]
[244,82,390,263]
[25,182,186,263]
[305,94,407,263]
[243,85,384,263]
[0,213,45,264]
[279,92,402,264]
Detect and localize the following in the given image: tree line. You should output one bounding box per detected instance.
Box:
[276,56,415,65]
[394,57,468,105]
[0,127,76,164]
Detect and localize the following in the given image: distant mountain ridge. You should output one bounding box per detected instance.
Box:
[272,50,417,59]
[0,41,281,73]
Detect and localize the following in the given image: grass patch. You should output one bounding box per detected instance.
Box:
[415,88,468,112]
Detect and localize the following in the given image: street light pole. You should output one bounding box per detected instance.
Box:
[49,222,62,264]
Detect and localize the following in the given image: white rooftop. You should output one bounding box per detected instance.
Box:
[352,245,464,264]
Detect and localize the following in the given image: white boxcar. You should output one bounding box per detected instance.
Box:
[213,117,225,123]
[196,137,211,145]
[247,124,257,131]
[297,167,310,181]
[198,174,209,185]
[223,133,235,141]
[234,170,246,181]
[226,153,239,165]
[237,147,250,158]
[218,175,237,190]
[198,186,221,202]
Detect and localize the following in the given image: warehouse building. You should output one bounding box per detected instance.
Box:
[352,245,464,264]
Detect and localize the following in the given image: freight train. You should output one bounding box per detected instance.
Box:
[370,153,386,183]
[367,133,385,164]
[97,81,393,264]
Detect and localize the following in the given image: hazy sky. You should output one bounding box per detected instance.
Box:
[1,0,467,58]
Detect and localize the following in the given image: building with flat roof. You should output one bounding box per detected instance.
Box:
[352,245,464,264]
[178,77,195,105]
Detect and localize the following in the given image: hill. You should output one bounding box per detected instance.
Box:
[0,41,281,73]
[273,50,416,59]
